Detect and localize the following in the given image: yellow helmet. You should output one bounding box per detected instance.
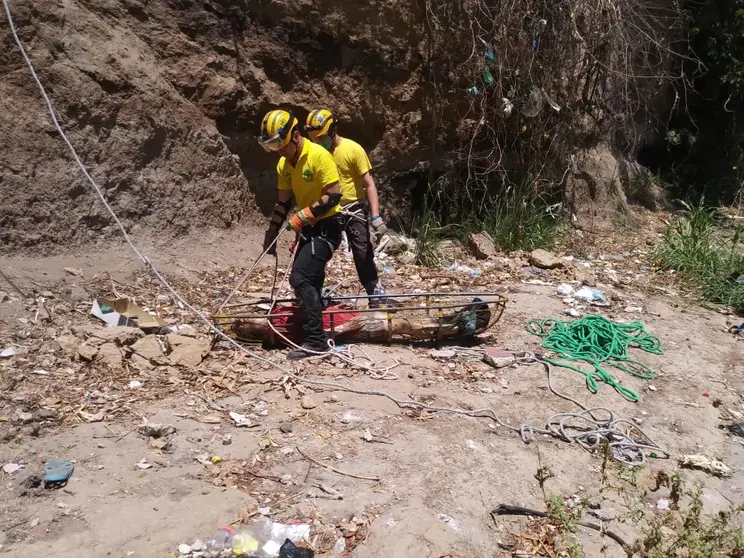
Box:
[258,109,297,152]
[305,108,335,140]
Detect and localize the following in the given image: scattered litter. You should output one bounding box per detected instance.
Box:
[279,538,314,557]
[31,369,49,375]
[574,287,605,303]
[90,297,164,329]
[135,458,153,470]
[229,411,252,427]
[382,265,395,275]
[0,347,16,358]
[625,306,643,313]
[648,385,657,392]
[222,434,233,445]
[333,537,346,555]
[445,262,481,276]
[724,423,744,438]
[211,456,222,465]
[437,513,461,533]
[341,410,362,423]
[564,308,582,318]
[556,283,575,296]
[656,499,670,511]
[3,463,23,474]
[63,267,83,276]
[679,454,732,477]
[43,460,74,486]
[730,323,744,336]
[127,380,143,389]
[178,543,191,555]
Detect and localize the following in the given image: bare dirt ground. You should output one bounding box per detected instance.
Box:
[1,219,743,557]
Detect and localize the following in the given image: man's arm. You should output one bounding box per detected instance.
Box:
[362,172,387,237]
[287,182,341,231]
[263,188,293,254]
[361,172,381,217]
[269,189,293,231]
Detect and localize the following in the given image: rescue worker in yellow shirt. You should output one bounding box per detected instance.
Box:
[258,109,343,360]
[305,109,388,307]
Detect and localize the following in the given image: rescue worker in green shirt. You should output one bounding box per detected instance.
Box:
[258,109,343,360]
[305,109,388,307]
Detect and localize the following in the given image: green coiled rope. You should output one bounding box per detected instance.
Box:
[526,315,663,402]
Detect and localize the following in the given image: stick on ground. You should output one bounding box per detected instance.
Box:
[296,447,380,482]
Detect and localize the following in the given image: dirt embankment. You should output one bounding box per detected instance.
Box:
[0,0,424,254]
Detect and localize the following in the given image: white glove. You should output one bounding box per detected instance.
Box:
[371,215,387,238]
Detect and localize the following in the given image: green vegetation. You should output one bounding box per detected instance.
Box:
[654,200,744,312]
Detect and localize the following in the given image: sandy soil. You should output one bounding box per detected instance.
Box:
[1,224,743,558]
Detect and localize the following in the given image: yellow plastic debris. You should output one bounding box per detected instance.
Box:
[211,456,223,464]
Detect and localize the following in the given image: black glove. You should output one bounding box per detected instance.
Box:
[263,229,278,256]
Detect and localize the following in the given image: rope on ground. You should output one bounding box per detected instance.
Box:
[526,315,663,402]
[3,2,664,465]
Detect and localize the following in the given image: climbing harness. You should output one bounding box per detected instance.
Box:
[526,315,663,402]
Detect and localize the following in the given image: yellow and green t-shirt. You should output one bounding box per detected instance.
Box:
[277,139,341,220]
[331,137,372,204]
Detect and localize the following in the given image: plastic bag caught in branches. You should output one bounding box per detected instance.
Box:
[520,87,543,118]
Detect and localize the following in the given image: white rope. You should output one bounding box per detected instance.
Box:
[3,0,665,463]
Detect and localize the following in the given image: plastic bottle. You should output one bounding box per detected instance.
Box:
[203,526,235,557]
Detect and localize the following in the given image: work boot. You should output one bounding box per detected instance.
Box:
[286,342,331,361]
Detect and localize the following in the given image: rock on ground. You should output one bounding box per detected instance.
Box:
[130,335,165,363]
[77,343,99,361]
[529,249,564,270]
[165,334,209,368]
[96,343,124,367]
[467,232,497,260]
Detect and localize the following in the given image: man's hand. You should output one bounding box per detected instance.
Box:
[287,207,316,232]
[263,229,278,256]
[371,215,387,241]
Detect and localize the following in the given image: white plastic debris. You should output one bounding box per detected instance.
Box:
[625,306,643,313]
[657,499,670,511]
[135,458,153,470]
[556,283,575,296]
[333,537,347,555]
[565,308,582,318]
[0,347,16,358]
[127,380,143,389]
[3,463,22,474]
[575,287,605,302]
[229,411,252,427]
[178,543,191,555]
[679,454,732,477]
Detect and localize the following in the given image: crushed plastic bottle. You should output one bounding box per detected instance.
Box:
[203,526,235,557]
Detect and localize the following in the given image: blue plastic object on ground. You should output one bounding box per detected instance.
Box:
[43,460,74,486]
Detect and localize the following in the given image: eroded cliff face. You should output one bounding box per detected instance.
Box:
[0,0,430,252]
[1,0,679,253]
